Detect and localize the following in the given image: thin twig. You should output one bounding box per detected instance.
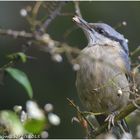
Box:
[0,29,33,39]
[54,43,80,55]
[1,61,15,70]
[42,2,66,31]
[32,1,42,18]
[132,64,140,73]
[131,46,140,56]
[67,98,95,131]
[74,1,82,18]
[63,25,78,39]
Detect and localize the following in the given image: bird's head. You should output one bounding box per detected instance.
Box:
[73,16,129,54]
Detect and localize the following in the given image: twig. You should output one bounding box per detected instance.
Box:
[54,43,80,55]
[59,12,74,16]
[67,98,95,131]
[133,64,140,73]
[63,25,78,39]
[32,1,42,19]
[0,61,15,70]
[0,27,80,62]
[42,2,66,31]
[0,29,33,39]
[74,1,82,18]
[131,46,140,56]
[132,100,140,109]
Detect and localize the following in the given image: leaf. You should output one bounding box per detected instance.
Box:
[7,52,27,63]
[5,67,33,98]
[17,52,27,63]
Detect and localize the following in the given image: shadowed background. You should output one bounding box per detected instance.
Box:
[0,1,140,138]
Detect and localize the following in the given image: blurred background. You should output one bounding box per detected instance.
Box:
[0,1,140,138]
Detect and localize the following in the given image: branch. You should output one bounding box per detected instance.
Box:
[91,98,140,138]
[0,29,33,39]
[0,27,81,66]
[41,2,66,31]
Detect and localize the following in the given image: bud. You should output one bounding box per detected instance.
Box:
[117,89,122,96]
[122,21,127,26]
[52,54,63,62]
[125,39,129,43]
[13,105,22,113]
[26,100,45,120]
[41,131,49,138]
[44,103,53,112]
[20,111,27,122]
[48,113,60,126]
[73,63,80,71]
[20,9,27,17]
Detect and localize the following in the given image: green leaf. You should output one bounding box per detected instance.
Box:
[7,52,27,63]
[24,119,46,134]
[6,67,33,98]
[17,52,27,63]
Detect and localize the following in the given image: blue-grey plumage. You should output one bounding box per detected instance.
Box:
[73,16,131,138]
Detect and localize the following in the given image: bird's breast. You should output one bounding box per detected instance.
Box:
[76,44,130,113]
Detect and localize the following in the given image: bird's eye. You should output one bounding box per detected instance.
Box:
[96,28,105,34]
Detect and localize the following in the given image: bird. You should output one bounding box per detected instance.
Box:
[73,15,131,138]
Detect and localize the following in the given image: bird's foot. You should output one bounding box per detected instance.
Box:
[105,112,118,130]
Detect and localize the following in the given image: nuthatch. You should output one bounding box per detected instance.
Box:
[73,16,131,138]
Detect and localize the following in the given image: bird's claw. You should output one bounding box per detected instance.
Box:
[105,113,116,130]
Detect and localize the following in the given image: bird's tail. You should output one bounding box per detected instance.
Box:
[96,115,131,139]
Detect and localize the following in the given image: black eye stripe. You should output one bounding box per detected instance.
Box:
[94,27,128,54]
[95,27,104,33]
[95,27,121,44]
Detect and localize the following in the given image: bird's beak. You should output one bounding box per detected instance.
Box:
[73,16,96,45]
[72,16,93,32]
